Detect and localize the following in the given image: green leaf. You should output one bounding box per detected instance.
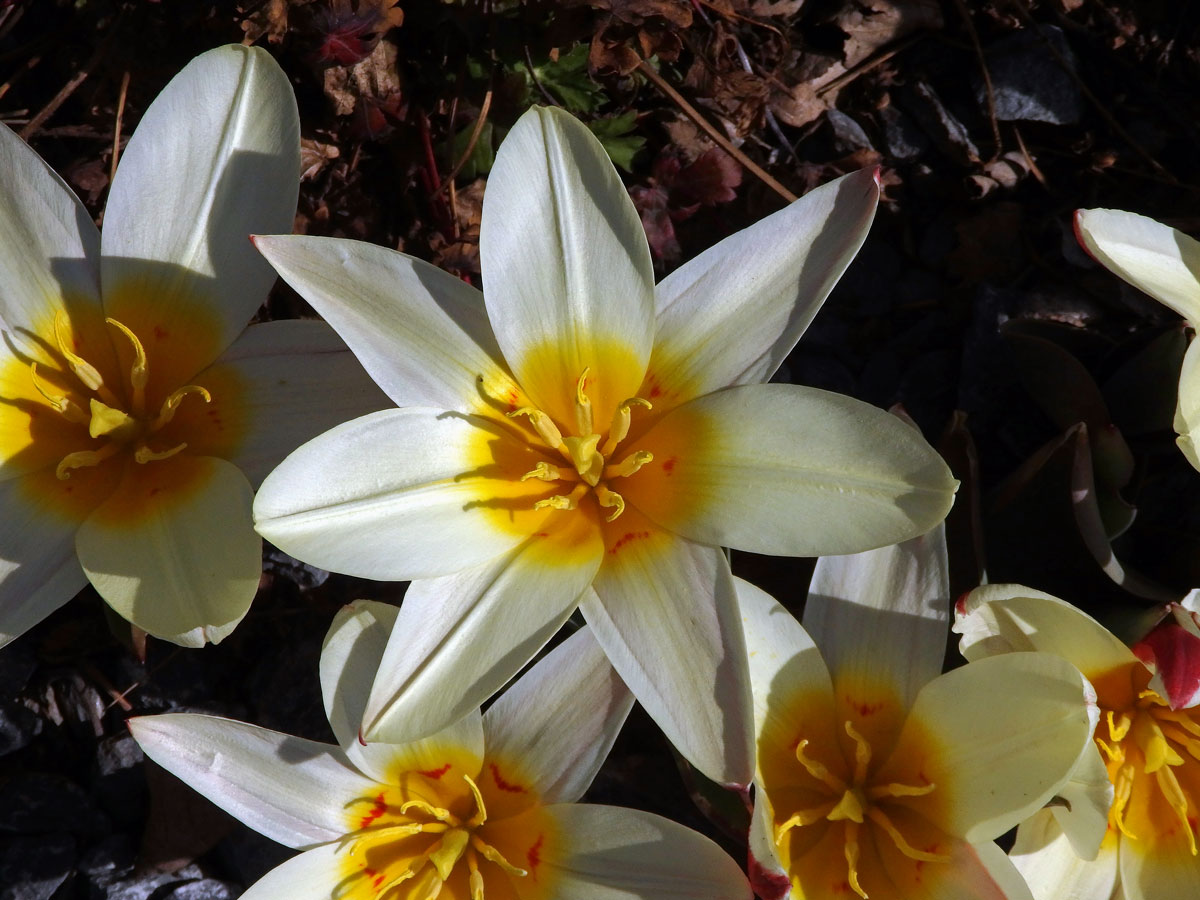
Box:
[588,110,645,172]
[533,44,605,113]
[443,120,495,181]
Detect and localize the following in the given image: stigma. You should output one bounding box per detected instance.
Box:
[775,720,946,899]
[32,311,211,480]
[506,368,653,523]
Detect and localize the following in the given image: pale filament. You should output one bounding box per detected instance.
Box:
[35,311,212,480]
[506,368,653,523]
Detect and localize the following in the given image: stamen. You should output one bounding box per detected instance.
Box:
[520,461,569,483]
[533,483,589,512]
[869,780,937,800]
[867,807,951,863]
[774,801,837,843]
[1109,762,1137,839]
[463,774,488,828]
[601,397,652,456]
[53,310,117,404]
[88,399,139,441]
[1096,737,1121,764]
[794,740,846,793]
[29,364,88,424]
[1108,710,1133,742]
[467,849,485,900]
[844,720,873,784]
[469,835,527,877]
[150,384,210,431]
[595,484,625,522]
[1158,710,1200,739]
[1139,718,1185,773]
[409,867,444,900]
[135,442,187,465]
[562,434,604,486]
[1153,765,1198,855]
[507,407,564,450]
[604,450,653,480]
[843,821,867,899]
[105,318,148,415]
[56,442,122,479]
[399,798,459,826]
[574,367,593,436]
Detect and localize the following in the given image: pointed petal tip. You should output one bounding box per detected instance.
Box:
[1073,209,1101,262]
[356,725,368,747]
[747,852,790,900]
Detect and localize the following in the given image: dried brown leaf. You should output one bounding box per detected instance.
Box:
[836,0,943,68]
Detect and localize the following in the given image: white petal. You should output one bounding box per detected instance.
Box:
[804,524,949,713]
[747,788,792,900]
[953,584,1138,681]
[1075,209,1200,323]
[75,455,260,647]
[252,235,523,413]
[237,845,341,900]
[128,713,374,849]
[887,652,1098,844]
[625,383,957,556]
[102,45,299,374]
[734,577,834,754]
[1174,336,1200,471]
[1011,811,1119,900]
[649,168,878,409]
[479,106,654,423]
[253,408,537,579]
[1046,743,1115,860]
[319,598,485,782]
[186,319,390,487]
[0,123,102,339]
[0,474,87,647]
[362,520,603,746]
[584,519,754,787]
[530,803,752,900]
[483,625,632,804]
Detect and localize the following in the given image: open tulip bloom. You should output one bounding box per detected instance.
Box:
[1074,208,1200,469]
[0,45,385,647]
[957,585,1200,900]
[740,527,1100,900]
[130,600,752,900]
[251,105,957,786]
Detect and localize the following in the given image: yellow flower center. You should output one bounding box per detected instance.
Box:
[506,367,653,522]
[775,720,947,899]
[342,773,527,900]
[1098,686,1200,853]
[31,311,211,480]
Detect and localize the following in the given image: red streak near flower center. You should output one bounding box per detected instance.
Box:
[489,762,527,793]
[417,763,451,779]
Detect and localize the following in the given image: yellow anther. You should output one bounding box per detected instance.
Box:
[470,834,527,877]
[605,450,653,480]
[601,396,652,456]
[1109,763,1137,839]
[827,789,865,824]
[52,310,111,400]
[1139,718,1185,773]
[794,740,846,793]
[29,363,88,424]
[507,407,564,449]
[562,434,604,486]
[134,442,187,465]
[1154,765,1198,855]
[869,780,937,800]
[151,384,211,431]
[843,822,867,899]
[534,481,589,513]
[88,399,139,441]
[574,367,594,436]
[463,774,488,828]
[56,442,122,479]
[1108,710,1133,742]
[595,484,625,522]
[467,850,485,900]
[867,807,951,863]
[520,461,567,482]
[844,720,873,784]
[105,318,149,414]
[399,798,459,825]
[775,802,837,843]
[410,867,444,900]
[430,828,471,880]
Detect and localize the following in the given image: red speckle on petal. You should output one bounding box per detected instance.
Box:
[954,593,969,616]
[417,763,451,780]
[648,384,662,399]
[153,325,169,341]
[608,530,650,555]
[747,852,790,900]
[488,762,527,793]
[358,792,387,829]
[847,697,884,717]
[662,457,677,474]
[527,834,544,875]
[148,487,161,497]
